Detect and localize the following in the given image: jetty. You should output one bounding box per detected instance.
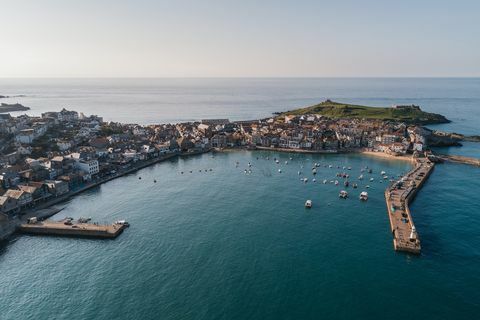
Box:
[385,158,434,254]
[19,218,128,239]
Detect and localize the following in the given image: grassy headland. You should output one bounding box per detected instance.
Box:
[279,100,450,124]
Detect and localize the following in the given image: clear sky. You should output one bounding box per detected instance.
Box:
[0,0,478,77]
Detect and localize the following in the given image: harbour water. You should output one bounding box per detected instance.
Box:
[1,78,480,319]
[1,151,480,319]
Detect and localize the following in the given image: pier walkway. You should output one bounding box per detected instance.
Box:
[19,219,127,239]
[385,158,434,254]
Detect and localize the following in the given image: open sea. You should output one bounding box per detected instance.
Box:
[1,78,479,319]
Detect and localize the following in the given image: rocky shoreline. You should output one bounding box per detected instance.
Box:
[0,103,30,113]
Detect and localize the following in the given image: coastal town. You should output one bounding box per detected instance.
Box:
[0,101,464,250]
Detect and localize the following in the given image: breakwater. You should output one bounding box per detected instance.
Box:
[437,154,480,167]
[385,158,434,254]
[19,219,127,239]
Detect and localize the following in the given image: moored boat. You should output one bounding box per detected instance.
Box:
[305,200,312,208]
[339,190,348,199]
[359,191,368,201]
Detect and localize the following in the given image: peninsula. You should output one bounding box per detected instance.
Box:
[0,103,30,113]
[279,100,450,125]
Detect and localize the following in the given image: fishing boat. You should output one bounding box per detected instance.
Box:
[339,190,348,199]
[359,191,368,201]
[305,200,312,208]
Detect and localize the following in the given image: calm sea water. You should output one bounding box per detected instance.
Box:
[1,79,480,319]
[1,78,479,135]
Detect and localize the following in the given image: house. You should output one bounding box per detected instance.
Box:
[0,196,19,214]
[3,189,33,207]
[44,180,69,196]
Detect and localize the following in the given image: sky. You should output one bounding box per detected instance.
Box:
[0,0,479,77]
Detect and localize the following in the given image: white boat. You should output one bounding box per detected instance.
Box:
[358,174,364,180]
[370,178,374,182]
[303,178,308,183]
[275,160,280,164]
[335,180,339,185]
[366,185,370,188]
[328,165,333,168]
[278,169,282,173]
[298,171,301,175]
[305,200,312,208]
[380,170,386,175]
[323,179,327,184]
[115,220,130,227]
[359,191,368,201]
[383,175,388,179]
[312,178,316,182]
[339,190,348,199]
[312,168,317,175]
[285,161,288,165]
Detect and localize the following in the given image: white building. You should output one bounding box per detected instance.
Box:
[75,159,99,176]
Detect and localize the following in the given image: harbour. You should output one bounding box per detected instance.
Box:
[385,158,434,254]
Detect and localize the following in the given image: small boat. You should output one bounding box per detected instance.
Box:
[359,191,368,201]
[366,185,370,188]
[347,167,352,170]
[344,181,349,187]
[380,170,386,176]
[358,174,364,180]
[323,179,327,184]
[248,162,252,167]
[352,183,358,189]
[370,178,374,182]
[368,169,373,174]
[285,161,288,165]
[275,160,280,164]
[312,178,316,182]
[154,179,157,183]
[278,169,282,173]
[115,220,130,227]
[312,168,317,175]
[383,175,388,180]
[303,178,308,183]
[335,180,339,185]
[305,200,312,208]
[244,169,248,174]
[339,190,348,199]
[139,176,142,179]
[298,171,301,175]
[329,165,333,168]
[289,157,293,160]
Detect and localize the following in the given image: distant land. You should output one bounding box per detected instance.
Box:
[0,103,30,113]
[278,100,450,125]
[0,94,26,99]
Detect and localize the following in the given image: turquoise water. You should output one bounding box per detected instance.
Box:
[1,151,480,319]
